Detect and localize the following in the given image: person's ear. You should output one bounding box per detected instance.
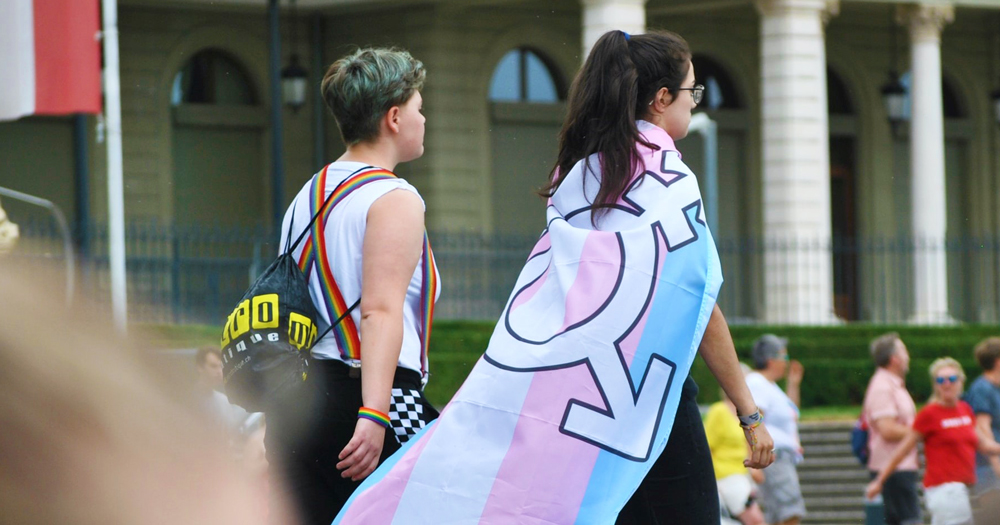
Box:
[654,87,674,109]
[385,106,401,134]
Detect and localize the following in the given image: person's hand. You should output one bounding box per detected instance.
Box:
[865,479,884,501]
[787,360,804,385]
[749,468,765,485]
[337,418,386,481]
[743,423,775,469]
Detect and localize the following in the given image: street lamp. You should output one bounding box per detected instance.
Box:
[281,54,308,112]
[881,72,908,135]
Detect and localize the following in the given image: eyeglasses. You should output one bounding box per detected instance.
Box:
[647,84,705,107]
[935,375,961,384]
[677,84,705,105]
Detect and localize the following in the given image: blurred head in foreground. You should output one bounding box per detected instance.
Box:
[0,265,295,525]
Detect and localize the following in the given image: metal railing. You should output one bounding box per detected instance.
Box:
[7,220,1000,326]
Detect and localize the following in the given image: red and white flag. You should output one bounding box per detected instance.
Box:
[0,0,102,121]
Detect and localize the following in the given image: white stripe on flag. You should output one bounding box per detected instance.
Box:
[0,0,36,121]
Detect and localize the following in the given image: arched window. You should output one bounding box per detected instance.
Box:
[171,49,257,106]
[691,55,741,110]
[827,68,854,115]
[488,48,563,103]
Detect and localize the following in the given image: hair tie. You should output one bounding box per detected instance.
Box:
[621,30,630,41]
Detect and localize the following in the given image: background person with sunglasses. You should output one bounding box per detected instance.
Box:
[867,358,1000,525]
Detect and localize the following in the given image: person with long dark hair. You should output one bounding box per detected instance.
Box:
[545,29,774,525]
[333,30,773,524]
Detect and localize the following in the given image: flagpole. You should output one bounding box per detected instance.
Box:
[102,0,127,333]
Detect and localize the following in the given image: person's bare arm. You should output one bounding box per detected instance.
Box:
[871,416,909,442]
[699,304,774,469]
[336,190,425,481]
[980,414,1000,477]
[975,413,1000,456]
[866,429,920,499]
[785,360,803,408]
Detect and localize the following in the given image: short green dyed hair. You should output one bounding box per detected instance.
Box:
[321,47,426,145]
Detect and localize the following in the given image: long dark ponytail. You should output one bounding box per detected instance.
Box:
[541,30,691,222]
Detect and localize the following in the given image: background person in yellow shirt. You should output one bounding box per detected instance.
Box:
[705,363,766,525]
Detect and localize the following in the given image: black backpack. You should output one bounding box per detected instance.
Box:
[220,167,366,412]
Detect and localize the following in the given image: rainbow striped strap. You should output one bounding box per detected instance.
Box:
[296,165,438,373]
[298,166,397,361]
[418,233,438,378]
[358,407,391,428]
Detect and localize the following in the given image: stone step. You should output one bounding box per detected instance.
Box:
[799,456,868,470]
[805,495,871,510]
[803,443,857,457]
[799,468,871,482]
[801,482,867,496]
[801,509,866,524]
[801,430,853,444]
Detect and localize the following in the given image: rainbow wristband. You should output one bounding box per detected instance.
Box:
[358,407,391,428]
[738,409,763,428]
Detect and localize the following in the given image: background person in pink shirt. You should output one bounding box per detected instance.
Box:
[862,333,921,525]
[866,358,1000,525]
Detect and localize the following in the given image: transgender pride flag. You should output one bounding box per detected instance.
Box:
[336,121,723,524]
[0,0,102,121]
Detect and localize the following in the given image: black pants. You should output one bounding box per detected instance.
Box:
[870,470,922,525]
[617,375,720,525]
[265,359,437,525]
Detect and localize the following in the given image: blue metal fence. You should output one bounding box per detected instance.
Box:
[7,219,1000,326]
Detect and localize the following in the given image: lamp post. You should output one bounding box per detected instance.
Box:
[281,0,308,112]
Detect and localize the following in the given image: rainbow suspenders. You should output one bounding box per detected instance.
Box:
[296,165,437,378]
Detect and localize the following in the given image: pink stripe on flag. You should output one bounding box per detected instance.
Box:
[560,231,622,330]
[479,364,603,523]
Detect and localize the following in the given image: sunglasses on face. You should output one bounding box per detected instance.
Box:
[935,375,961,384]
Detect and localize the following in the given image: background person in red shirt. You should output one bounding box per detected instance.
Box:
[867,358,1000,525]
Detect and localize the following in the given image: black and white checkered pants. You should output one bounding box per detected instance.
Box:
[388,387,435,444]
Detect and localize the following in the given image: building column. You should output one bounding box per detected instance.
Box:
[899,3,953,324]
[756,0,839,324]
[581,0,647,58]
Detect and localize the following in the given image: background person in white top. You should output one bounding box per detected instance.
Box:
[746,334,806,525]
[270,47,439,525]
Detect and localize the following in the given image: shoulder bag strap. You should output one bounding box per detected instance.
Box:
[302,166,398,361]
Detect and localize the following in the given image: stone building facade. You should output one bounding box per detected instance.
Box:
[2,0,999,324]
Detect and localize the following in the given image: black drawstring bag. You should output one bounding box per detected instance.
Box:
[220,168,365,412]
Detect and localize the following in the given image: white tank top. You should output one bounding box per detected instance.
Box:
[279,161,439,376]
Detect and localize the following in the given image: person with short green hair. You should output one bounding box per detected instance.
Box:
[321,47,426,146]
[271,46,439,525]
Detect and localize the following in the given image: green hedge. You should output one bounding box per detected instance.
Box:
[422,322,1000,408]
[140,322,1000,409]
